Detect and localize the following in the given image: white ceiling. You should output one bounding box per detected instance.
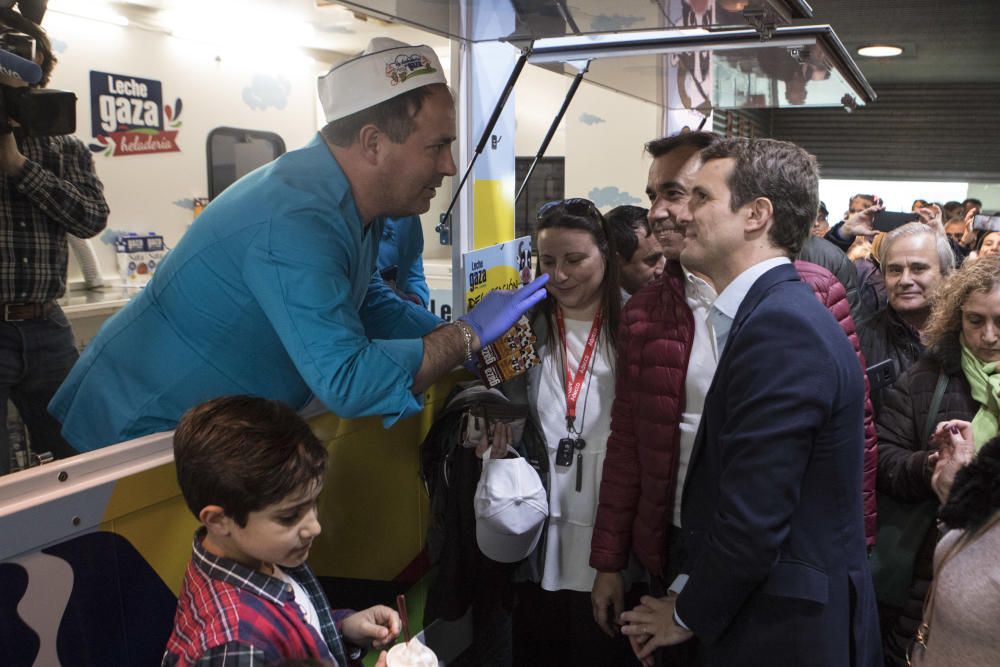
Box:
[50,0,451,64]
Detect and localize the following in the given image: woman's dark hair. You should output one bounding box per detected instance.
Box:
[534,198,621,353]
[974,229,1000,254]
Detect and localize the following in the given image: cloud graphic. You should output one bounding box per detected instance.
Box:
[591,14,644,31]
[50,38,68,54]
[579,112,606,126]
[317,24,356,34]
[173,198,194,210]
[99,228,133,246]
[588,186,642,209]
[242,74,291,111]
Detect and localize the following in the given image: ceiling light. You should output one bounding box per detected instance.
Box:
[857,45,902,58]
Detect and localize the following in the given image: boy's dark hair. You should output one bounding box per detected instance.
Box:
[605,204,651,262]
[701,137,819,257]
[174,395,328,527]
[321,83,447,147]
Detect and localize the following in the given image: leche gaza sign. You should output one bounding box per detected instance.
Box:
[88,70,184,157]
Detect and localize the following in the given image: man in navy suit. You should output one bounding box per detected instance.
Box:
[622,138,881,666]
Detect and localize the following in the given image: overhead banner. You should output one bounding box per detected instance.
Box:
[88,70,183,157]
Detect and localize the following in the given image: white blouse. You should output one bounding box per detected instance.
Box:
[533,316,614,593]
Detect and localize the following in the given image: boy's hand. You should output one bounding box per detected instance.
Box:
[341,605,401,650]
[374,650,389,667]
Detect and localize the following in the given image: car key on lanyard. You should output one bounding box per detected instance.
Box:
[555,306,601,492]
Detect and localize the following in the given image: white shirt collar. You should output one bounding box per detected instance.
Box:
[682,263,717,304]
[712,256,791,321]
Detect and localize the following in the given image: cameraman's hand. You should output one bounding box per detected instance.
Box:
[916,204,944,234]
[0,132,26,175]
[961,207,978,248]
[841,204,882,239]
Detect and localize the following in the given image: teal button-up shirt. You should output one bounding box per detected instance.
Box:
[51,134,442,451]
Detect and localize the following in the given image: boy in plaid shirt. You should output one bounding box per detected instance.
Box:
[162,396,399,666]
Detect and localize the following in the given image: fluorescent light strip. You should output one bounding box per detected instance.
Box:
[47,1,129,27]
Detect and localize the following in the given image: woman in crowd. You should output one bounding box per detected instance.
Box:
[908,426,1000,666]
[874,255,1000,665]
[973,227,1000,260]
[484,198,632,666]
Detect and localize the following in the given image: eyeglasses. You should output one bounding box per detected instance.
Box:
[537,197,600,220]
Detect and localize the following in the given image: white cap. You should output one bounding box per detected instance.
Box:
[318,37,447,123]
[474,446,548,563]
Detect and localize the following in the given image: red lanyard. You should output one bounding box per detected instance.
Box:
[554,306,602,430]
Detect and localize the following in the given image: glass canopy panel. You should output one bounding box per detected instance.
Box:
[529,25,875,109]
[321,0,813,43]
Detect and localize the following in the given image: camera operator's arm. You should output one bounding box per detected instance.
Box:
[3,133,109,239]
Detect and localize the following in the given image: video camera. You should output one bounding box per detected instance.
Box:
[0,0,76,136]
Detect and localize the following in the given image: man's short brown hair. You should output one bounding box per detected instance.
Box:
[700,138,819,257]
[173,395,328,527]
[321,83,447,147]
[644,130,718,158]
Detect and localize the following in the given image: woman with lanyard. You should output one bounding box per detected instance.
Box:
[481,198,632,665]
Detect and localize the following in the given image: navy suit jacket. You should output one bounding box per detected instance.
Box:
[676,263,881,666]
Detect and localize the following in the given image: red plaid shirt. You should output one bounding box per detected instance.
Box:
[162,529,360,667]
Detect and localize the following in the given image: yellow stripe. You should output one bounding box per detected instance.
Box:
[472,179,514,249]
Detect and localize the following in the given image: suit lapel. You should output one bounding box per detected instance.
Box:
[682,264,801,493]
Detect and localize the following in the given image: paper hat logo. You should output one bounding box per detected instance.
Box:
[385,53,436,86]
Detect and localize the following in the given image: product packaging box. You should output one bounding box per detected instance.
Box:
[476,316,540,388]
[115,233,165,286]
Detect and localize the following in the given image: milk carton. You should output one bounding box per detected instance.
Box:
[115,233,166,286]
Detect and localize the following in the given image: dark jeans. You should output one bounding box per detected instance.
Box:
[512,583,642,666]
[0,305,79,474]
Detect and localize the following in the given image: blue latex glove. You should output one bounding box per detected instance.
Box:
[460,274,550,347]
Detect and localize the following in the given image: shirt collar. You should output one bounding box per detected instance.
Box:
[682,264,717,304]
[712,256,790,321]
[190,527,294,606]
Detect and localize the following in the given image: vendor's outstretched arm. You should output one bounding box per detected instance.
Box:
[412,274,549,393]
[413,321,480,393]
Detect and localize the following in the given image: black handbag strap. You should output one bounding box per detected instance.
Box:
[922,369,950,445]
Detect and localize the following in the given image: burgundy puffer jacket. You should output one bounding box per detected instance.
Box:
[796,260,879,546]
[590,260,878,578]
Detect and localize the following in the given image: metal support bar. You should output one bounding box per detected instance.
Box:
[435,47,531,244]
[514,60,590,204]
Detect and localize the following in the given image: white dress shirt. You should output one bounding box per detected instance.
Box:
[674,267,718,528]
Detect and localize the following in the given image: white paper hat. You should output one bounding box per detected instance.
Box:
[474,446,548,563]
[317,37,447,123]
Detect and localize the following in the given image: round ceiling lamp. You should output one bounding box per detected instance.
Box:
[857,45,903,58]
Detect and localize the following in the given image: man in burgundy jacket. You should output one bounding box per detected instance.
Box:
[590,132,878,660]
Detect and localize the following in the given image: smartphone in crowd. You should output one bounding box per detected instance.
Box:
[866,358,898,391]
[972,214,1000,233]
[872,210,920,233]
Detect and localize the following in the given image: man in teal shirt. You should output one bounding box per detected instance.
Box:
[50,38,546,451]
